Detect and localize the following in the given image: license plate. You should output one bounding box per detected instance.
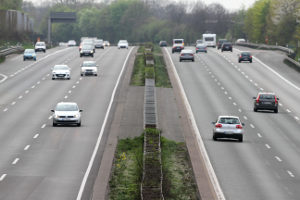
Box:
[224,132,233,134]
[263,102,271,104]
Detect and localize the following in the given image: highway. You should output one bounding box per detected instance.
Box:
[165,46,300,200]
[0,46,133,200]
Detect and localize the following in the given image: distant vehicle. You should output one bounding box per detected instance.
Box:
[238,52,252,63]
[51,102,82,126]
[221,42,233,52]
[172,39,184,53]
[212,116,244,142]
[253,92,279,113]
[80,39,95,52]
[196,43,207,53]
[195,39,203,46]
[217,39,228,49]
[236,38,246,43]
[103,41,110,47]
[67,40,77,46]
[81,60,98,76]
[52,64,71,80]
[23,49,36,61]
[35,41,46,53]
[179,49,194,62]
[94,39,104,49]
[203,33,216,47]
[80,45,94,57]
[118,40,129,49]
[159,41,168,47]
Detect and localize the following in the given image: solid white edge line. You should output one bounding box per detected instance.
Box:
[76,47,134,200]
[164,48,225,200]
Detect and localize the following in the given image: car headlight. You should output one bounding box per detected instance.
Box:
[54,114,59,118]
[80,50,83,53]
[74,114,79,118]
[90,51,93,53]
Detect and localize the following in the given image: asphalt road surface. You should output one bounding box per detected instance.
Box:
[166,46,300,200]
[0,46,132,200]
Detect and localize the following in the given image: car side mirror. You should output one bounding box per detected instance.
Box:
[79,110,83,112]
[277,98,279,100]
[252,97,256,99]
[242,123,245,126]
[51,110,54,112]
[211,122,216,125]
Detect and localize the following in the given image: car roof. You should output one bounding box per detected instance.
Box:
[218,115,240,119]
[83,61,96,64]
[54,64,68,67]
[258,92,275,95]
[181,49,193,53]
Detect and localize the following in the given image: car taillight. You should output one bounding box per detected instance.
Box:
[180,53,183,56]
[236,124,243,129]
[215,123,222,128]
[250,56,252,58]
[240,56,242,58]
[275,96,278,104]
[196,48,199,50]
[190,54,193,56]
[256,95,260,103]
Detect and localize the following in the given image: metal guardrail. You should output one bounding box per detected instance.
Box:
[0,46,24,57]
[235,42,294,55]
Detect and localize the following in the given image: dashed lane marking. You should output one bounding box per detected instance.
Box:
[275,156,282,162]
[24,145,30,151]
[257,133,262,138]
[287,170,295,178]
[0,174,7,181]
[12,158,19,165]
[33,134,39,139]
[265,144,271,149]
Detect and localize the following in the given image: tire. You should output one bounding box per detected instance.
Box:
[250,60,252,63]
[52,78,55,80]
[213,135,217,141]
[53,122,57,127]
[192,59,194,62]
[221,50,223,52]
[239,60,241,63]
[274,108,278,113]
[23,58,26,61]
[34,58,36,61]
[91,54,94,57]
[179,59,182,62]
[80,54,82,57]
[238,136,243,142]
[77,122,81,127]
[80,74,83,76]
[95,74,98,76]
[254,107,257,112]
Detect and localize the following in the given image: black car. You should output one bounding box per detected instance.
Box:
[217,39,227,49]
[221,42,232,52]
[159,41,167,47]
[239,52,252,63]
[253,92,279,113]
[80,45,94,57]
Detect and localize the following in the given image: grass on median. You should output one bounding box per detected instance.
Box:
[109,135,144,200]
[161,137,198,200]
[153,45,172,88]
[131,47,145,86]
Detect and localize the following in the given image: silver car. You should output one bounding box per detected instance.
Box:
[52,65,71,80]
[212,116,244,142]
[81,61,98,76]
[51,102,82,126]
[179,49,194,62]
[117,40,129,49]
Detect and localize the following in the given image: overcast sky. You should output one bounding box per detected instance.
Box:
[26,0,256,11]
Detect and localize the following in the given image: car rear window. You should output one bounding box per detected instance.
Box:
[260,94,275,99]
[219,118,240,124]
[242,52,250,56]
[174,40,183,44]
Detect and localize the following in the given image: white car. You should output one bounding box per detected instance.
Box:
[68,40,77,46]
[52,65,71,80]
[212,116,244,142]
[81,60,98,76]
[35,41,46,53]
[51,102,82,126]
[103,41,110,47]
[118,40,129,49]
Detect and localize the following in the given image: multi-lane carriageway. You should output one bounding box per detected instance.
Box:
[0,44,300,200]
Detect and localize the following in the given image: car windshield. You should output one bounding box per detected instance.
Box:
[82,62,96,67]
[25,49,34,53]
[205,37,214,41]
[218,118,240,124]
[54,65,68,70]
[82,45,93,50]
[36,43,44,46]
[55,103,78,111]
[174,40,183,44]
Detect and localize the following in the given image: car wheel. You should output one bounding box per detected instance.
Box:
[81,74,83,76]
[250,60,252,63]
[52,78,55,80]
[274,108,278,113]
[53,122,57,127]
[192,59,194,62]
[34,58,36,61]
[95,74,98,76]
[91,54,94,57]
[80,54,82,57]
[179,59,182,62]
[238,136,243,142]
[213,135,217,141]
[77,122,81,127]
[23,58,26,61]
[239,60,241,63]
[67,78,70,80]
[221,50,223,52]
[254,107,257,112]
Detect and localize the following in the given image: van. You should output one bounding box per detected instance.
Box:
[172,39,184,53]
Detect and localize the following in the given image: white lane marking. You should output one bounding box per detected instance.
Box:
[49,116,53,120]
[243,116,248,120]
[25,90,29,94]
[0,74,8,84]
[11,102,16,105]
[18,95,23,99]
[41,124,46,129]
[37,81,40,84]
[47,74,50,77]
[221,87,224,90]
[79,77,83,80]
[287,170,295,178]
[68,90,72,94]
[265,144,271,149]
[238,109,242,112]
[217,82,221,86]
[250,124,255,129]
[228,97,232,100]
[254,56,300,91]
[76,81,80,84]
[233,102,237,106]
[0,174,7,181]
[77,47,133,200]
[254,83,258,86]
[12,158,19,165]
[42,77,46,80]
[275,156,282,162]
[33,134,39,139]
[3,108,8,112]
[161,48,226,200]
[24,145,30,151]
[279,103,283,106]
[286,109,291,113]
[257,133,262,138]
[31,85,35,89]
[260,88,264,91]
[250,79,253,82]
[64,95,68,99]
[224,91,228,95]
[295,116,300,121]
[72,85,76,89]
